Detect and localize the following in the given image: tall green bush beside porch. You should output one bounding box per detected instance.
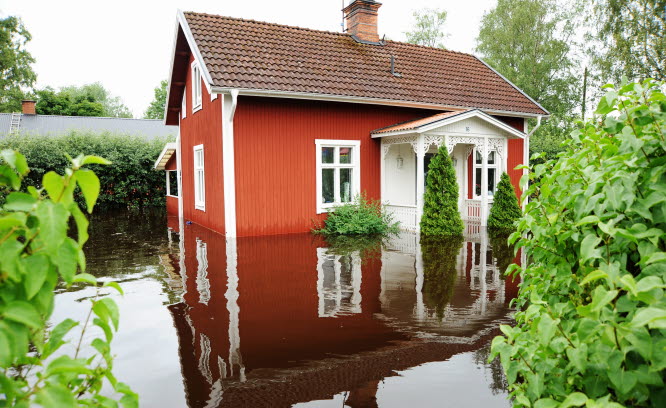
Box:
[487,172,522,233]
[420,145,464,236]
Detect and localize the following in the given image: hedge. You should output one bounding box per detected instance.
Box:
[0,132,172,210]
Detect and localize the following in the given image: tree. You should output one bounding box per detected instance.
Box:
[404,8,448,49]
[144,80,168,119]
[487,172,522,232]
[476,0,582,159]
[420,145,464,236]
[35,84,127,117]
[588,0,665,83]
[0,16,36,113]
[60,82,133,118]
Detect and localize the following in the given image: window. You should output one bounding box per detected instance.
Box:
[191,62,202,112]
[181,87,186,119]
[317,248,362,317]
[166,170,179,197]
[315,140,361,213]
[193,145,205,210]
[474,149,498,197]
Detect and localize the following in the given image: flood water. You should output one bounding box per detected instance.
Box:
[51,210,519,407]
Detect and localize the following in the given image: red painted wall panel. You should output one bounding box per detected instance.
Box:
[179,55,226,234]
[233,97,434,237]
[507,139,525,200]
[166,196,178,216]
[165,154,177,171]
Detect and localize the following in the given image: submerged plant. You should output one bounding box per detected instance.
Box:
[490,79,666,406]
[0,150,137,406]
[421,235,464,319]
[313,194,399,236]
[487,172,522,233]
[420,145,464,236]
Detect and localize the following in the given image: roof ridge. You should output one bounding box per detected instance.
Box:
[183,11,477,59]
[14,114,166,122]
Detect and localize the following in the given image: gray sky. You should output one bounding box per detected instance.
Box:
[0,0,496,117]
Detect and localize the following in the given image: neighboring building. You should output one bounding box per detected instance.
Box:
[155,0,549,237]
[1,100,177,139]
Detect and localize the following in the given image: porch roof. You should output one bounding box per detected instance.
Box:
[154,142,177,170]
[370,109,525,139]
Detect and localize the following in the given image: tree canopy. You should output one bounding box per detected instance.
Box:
[143,80,167,120]
[0,16,36,113]
[35,83,132,118]
[404,8,448,49]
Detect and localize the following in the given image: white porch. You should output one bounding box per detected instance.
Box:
[373,110,526,232]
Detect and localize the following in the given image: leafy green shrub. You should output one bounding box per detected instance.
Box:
[0,150,136,406]
[313,195,399,236]
[491,79,666,407]
[487,172,522,233]
[420,145,464,236]
[0,131,172,210]
[421,235,464,319]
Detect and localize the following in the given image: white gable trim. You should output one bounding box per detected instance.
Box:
[177,10,214,94]
[371,110,525,139]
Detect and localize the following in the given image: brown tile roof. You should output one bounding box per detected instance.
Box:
[372,110,472,134]
[183,12,548,116]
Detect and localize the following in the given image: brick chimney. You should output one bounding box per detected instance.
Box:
[22,100,36,115]
[343,0,382,44]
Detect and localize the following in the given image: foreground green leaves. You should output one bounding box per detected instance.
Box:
[0,151,137,406]
[491,79,666,407]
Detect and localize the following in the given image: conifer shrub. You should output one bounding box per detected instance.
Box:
[420,145,464,236]
[313,195,399,236]
[491,79,666,406]
[487,172,522,232]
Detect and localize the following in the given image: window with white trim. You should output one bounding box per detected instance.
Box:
[166,170,179,197]
[193,145,205,210]
[474,149,499,197]
[315,140,361,213]
[181,87,186,119]
[191,62,202,112]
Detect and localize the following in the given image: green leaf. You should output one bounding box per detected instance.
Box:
[53,238,79,283]
[35,200,68,254]
[73,273,97,285]
[559,392,588,407]
[94,297,120,331]
[2,301,42,329]
[35,384,76,407]
[69,203,89,247]
[42,171,65,201]
[21,254,49,299]
[580,235,602,262]
[94,317,113,343]
[43,318,78,359]
[76,169,101,212]
[0,329,12,366]
[631,307,666,328]
[45,355,92,376]
[104,281,124,295]
[81,155,112,166]
[537,314,557,345]
[4,192,37,212]
[581,270,607,286]
[608,369,637,395]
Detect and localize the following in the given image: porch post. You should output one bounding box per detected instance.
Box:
[481,138,488,227]
[415,135,425,226]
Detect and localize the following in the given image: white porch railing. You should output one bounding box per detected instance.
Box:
[386,205,418,232]
[463,199,482,222]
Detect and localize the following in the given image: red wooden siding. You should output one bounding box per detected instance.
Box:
[166,196,178,216]
[507,139,525,199]
[233,97,433,237]
[179,55,226,234]
[165,154,177,170]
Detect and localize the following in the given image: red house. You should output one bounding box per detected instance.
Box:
[154,1,548,237]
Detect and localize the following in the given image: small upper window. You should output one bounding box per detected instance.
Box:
[191,62,202,112]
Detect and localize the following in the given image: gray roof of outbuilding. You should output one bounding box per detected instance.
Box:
[0,113,177,139]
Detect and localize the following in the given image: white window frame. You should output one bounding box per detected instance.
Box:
[315,139,361,214]
[181,87,187,119]
[191,62,202,113]
[193,144,205,211]
[166,170,179,197]
[473,148,499,199]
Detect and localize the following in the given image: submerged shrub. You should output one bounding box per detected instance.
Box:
[313,195,399,236]
[0,131,172,210]
[491,79,666,406]
[487,172,522,233]
[0,150,137,406]
[420,144,464,236]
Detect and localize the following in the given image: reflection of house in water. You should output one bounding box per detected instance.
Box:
[163,219,519,407]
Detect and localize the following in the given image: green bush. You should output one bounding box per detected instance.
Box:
[0,131,172,210]
[491,79,666,406]
[313,195,399,236]
[420,144,464,236]
[0,150,137,406]
[487,172,522,232]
